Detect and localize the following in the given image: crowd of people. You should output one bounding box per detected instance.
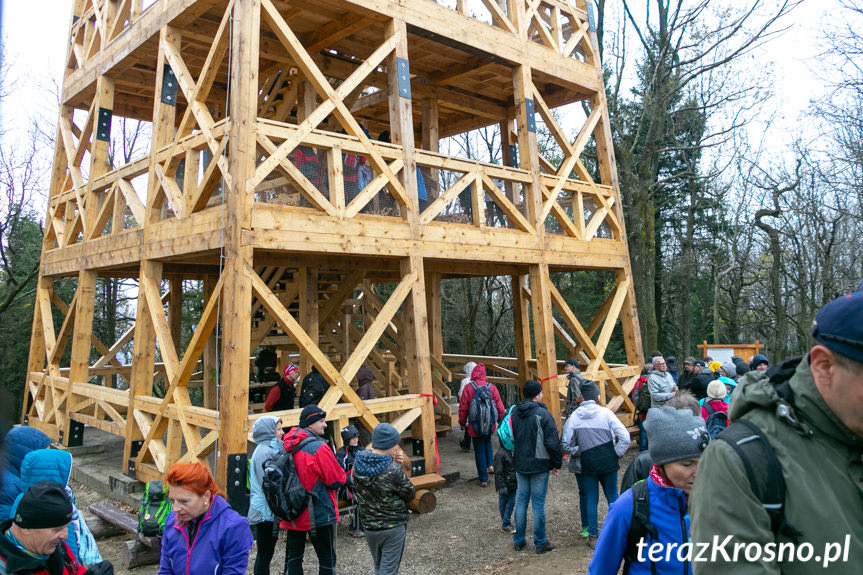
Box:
[1,291,861,574]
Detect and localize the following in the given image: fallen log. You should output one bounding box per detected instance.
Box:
[82,514,126,539]
[88,503,160,548]
[406,489,436,514]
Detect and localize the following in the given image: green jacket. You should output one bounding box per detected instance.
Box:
[353,450,416,532]
[690,355,863,574]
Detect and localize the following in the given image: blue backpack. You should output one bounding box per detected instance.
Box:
[703,403,729,439]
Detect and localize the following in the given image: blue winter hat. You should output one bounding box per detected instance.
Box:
[811,292,863,364]
[750,354,769,369]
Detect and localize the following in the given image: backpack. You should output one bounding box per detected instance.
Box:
[468,382,498,438]
[496,405,514,450]
[299,369,328,408]
[138,480,172,537]
[262,436,318,524]
[563,373,589,418]
[703,403,729,439]
[635,377,652,414]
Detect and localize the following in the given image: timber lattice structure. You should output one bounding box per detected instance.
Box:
[25,0,643,502]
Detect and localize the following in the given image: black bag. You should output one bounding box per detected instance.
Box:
[468,382,497,438]
[635,377,652,415]
[262,436,317,524]
[299,369,328,408]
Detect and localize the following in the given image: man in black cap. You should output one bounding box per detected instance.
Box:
[0,481,113,575]
[691,292,863,574]
[561,358,589,419]
[510,380,563,555]
[281,405,345,575]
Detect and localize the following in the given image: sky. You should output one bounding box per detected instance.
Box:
[0,0,848,176]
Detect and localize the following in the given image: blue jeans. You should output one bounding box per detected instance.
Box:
[576,472,619,537]
[637,418,648,451]
[473,436,493,482]
[498,489,516,529]
[514,471,549,546]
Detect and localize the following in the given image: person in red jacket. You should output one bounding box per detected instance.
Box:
[0,481,113,575]
[458,363,506,486]
[281,405,346,575]
[265,364,298,412]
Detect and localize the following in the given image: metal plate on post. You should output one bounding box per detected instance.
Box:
[96,108,112,142]
[130,439,144,457]
[412,438,424,457]
[411,459,426,477]
[67,420,85,447]
[587,1,597,31]
[509,144,518,166]
[397,57,411,99]
[524,99,536,133]
[161,65,178,106]
[227,453,249,516]
[127,458,136,477]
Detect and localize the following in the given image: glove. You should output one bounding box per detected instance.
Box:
[83,561,114,575]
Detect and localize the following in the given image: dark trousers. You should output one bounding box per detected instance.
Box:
[254,521,278,575]
[498,489,516,529]
[285,525,336,575]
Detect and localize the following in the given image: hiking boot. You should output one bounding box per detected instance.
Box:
[480,481,488,487]
[501,525,516,534]
[587,536,598,549]
[348,529,364,538]
[535,541,555,554]
[580,527,589,538]
[514,541,526,551]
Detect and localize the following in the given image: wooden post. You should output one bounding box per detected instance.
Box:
[216,0,259,509]
[63,270,97,446]
[512,274,532,385]
[425,272,443,362]
[202,276,218,410]
[421,98,439,199]
[299,266,320,381]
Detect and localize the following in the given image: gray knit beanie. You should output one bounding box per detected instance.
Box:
[643,407,709,466]
[372,423,401,450]
[720,362,737,378]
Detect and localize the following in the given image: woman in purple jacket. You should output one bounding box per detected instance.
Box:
[159,463,254,575]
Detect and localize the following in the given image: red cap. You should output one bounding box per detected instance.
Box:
[283,364,298,378]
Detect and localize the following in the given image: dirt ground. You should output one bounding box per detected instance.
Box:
[75,430,638,575]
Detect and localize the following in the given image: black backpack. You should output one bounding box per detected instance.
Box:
[262,436,318,525]
[299,369,328,408]
[137,480,172,537]
[703,403,729,439]
[468,382,497,438]
[635,377,652,415]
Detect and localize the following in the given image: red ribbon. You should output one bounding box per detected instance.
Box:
[418,393,441,471]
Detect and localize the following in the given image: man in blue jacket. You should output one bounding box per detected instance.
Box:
[510,380,563,554]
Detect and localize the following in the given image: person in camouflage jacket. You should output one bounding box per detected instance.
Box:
[353,424,416,575]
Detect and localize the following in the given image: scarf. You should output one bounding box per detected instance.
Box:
[650,464,689,503]
[4,530,50,561]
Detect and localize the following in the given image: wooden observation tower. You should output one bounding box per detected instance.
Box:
[24,0,643,502]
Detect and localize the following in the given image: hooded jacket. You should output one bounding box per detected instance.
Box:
[458,364,505,438]
[561,400,630,476]
[690,356,863,574]
[159,494,253,575]
[700,398,728,421]
[457,362,478,400]
[0,428,50,521]
[510,399,563,475]
[587,477,691,575]
[356,366,375,400]
[248,416,283,525]
[278,427,345,531]
[353,450,415,531]
[0,519,85,575]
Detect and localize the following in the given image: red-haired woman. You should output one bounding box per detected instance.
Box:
[159,463,254,575]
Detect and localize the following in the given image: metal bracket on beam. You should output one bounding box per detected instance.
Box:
[587,1,597,31]
[227,453,249,516]
[509,144,518,167]
[96,108,113,142]
[411,438,424,457]
[161,65,178,106]
[524,99,536,133]
[396,58,411,99]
